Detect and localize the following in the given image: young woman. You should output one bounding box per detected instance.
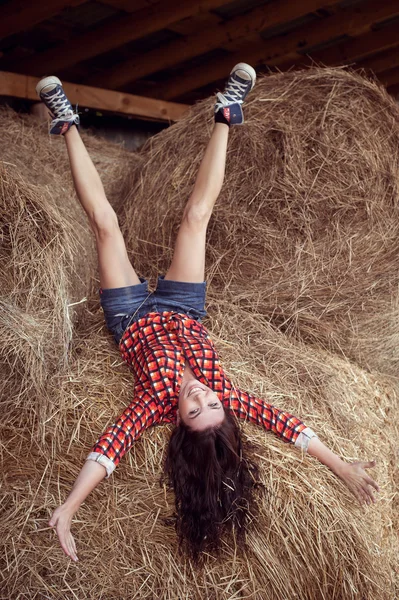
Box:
[36,64,379,563]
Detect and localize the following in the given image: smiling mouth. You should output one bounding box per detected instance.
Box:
[187,385,204,397]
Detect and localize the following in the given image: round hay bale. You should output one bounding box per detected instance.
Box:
[0,306,397,599]
[123,67,399,377]
[0,107,136,437]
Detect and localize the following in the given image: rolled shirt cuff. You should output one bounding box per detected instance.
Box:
[294,427,318,451]
[86,452,116,478]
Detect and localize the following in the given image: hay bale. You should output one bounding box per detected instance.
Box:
[0,71,398,599]
[1,307,397,599]
[123,67,399,377]
[0,107,135,437]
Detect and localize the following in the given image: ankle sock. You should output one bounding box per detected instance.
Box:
[214,107,231,127]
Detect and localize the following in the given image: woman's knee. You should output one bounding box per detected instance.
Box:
[183,203,212,231]
[91,207,120,240]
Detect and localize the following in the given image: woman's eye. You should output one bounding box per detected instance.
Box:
[189,408,199,415]
[210,402,218,407]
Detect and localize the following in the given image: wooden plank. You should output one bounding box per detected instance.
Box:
[303,22,399,67]
[12,0,234,76]
[158,0,399,100]
[359,46,399,75]
[0,0,85,39]
[387,82,399,97]
[378,66,399,87]
[99,0,157,12]
[168,12,221,36]
[87,0,341,89]
[0,71,188,122]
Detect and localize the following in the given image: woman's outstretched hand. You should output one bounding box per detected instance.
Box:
[47,459,107,562]
[49,505,78,562]
[307,438,379,505]
[338,460,379,505]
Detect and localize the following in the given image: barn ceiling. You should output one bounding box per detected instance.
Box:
[0,0,398,110]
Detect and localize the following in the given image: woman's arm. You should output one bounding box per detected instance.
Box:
[226,386,312,446]
[49,393,166,561]
[49,460,106,562]
[307,437,379,505]
[226,386,379,505]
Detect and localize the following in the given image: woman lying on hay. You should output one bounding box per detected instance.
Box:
[36,64,379,563]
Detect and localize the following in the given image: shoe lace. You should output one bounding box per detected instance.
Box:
[46,88,73,117]
[224,78,248,102]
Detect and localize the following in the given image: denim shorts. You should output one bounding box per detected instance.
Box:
[100,276,207,344]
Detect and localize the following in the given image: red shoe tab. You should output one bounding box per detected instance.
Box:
[223,107,230,123]
[60,122,70,135]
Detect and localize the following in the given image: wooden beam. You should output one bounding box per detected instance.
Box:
[10,0,234,76]
[359,46,399,75]
[0,0,85,39]
[99,0,157,12]
[0,71,188,122]
[302,22,399,68]
[378,66,399,87]
[87,0,340,89]
[387,82,399,98]
[158,0,399,100]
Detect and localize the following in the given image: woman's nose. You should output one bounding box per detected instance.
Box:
[196,392,208,407]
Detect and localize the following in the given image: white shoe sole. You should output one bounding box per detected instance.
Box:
[230,63,256,89]
[36,75,63,98]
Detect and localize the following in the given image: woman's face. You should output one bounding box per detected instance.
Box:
[178,379,225,431]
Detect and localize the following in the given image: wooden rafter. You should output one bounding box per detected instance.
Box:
[86,0,340,89]
[9,0,234,76]
[297,22,399,70]
[359,47,399,75]
[0,71,188,122]
[0,0,85,39]
[156,0,399,100]
[99,0,157,12]
[387,82,399,97]
[378,66,399,87]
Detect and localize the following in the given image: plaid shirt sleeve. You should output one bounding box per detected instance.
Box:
[86,392,165,477]
[225,385,314,447]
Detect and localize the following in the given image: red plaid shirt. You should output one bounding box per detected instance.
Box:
[88,312,310,476]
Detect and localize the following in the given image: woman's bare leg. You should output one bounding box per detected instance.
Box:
[165,63,256,283]
[165,122,229,283]
[64,125,140,289]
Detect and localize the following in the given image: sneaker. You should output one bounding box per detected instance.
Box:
[36,76,80,135]
[214,63,256,125]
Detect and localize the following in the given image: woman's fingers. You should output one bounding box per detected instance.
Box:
[351,481,367,505]
[356,480,377,505]
[53,520,78,561]
[357,486,370,505]
[363,460,376,469]
[364,474,380,492]
[58,530,70,557]
[69,533,78,562]
[48,512,58,528]
[365,488,376,504]
[71,535,77,556]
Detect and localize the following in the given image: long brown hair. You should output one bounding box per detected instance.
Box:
[162,409,261,561]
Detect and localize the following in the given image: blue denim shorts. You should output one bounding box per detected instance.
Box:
[100,276,207,344]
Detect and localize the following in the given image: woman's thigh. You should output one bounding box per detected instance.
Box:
[95,223,141,289]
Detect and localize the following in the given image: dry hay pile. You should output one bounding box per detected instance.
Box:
[0,107,137,437]
[0,69,398,600]
[124,67,399,378]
